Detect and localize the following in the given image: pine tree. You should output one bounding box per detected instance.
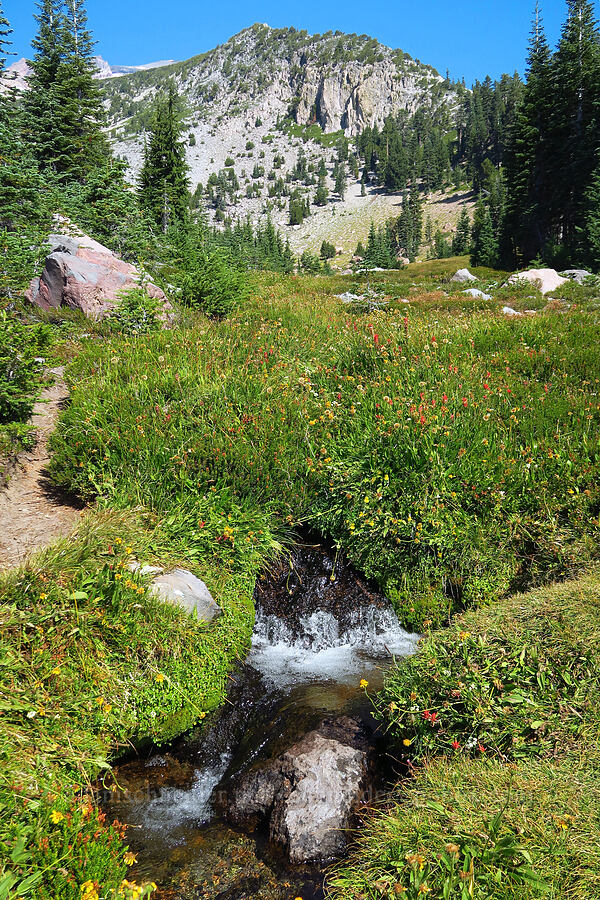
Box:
[0,3,48,232]
[549,0,600,260]
[138,83,190,233]
[502,1,554,264]
[334,163,346,200]
[23,0,65,173]
[471,198,498,267]
[53,0,108,178]
[314,175,328,207]
[583,165,600,270]
[452,205,471,255]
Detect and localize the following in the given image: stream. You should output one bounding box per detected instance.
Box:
[103,540,419,899]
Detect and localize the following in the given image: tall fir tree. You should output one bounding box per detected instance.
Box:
[53,0,108,178]
[23,0,65,173]
[452,205,471,255]
[138,82,190,233]
[502,1,553,264]
[549,0,600,260]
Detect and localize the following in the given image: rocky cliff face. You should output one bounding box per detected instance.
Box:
[104,25,451,139]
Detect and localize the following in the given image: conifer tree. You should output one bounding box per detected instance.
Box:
[452,205,471,255]
[583,165,600,270]
[23,0,65,172]
[0,4,47,231]
[549,0,600,260]
[502,1,553,264]
[314,175,328,207]
[334,162,346,200]
[53,0,108,177]
[138,83,190,233]
[471,198,498,267]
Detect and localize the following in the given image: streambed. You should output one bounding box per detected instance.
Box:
[103,541,418,899]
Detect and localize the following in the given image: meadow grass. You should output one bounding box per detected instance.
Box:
[49,270,600,628]
[3,260,600,898]
[327,572,600,900]
[0,508,265,899]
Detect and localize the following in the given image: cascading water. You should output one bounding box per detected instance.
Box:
[103,540,419,900]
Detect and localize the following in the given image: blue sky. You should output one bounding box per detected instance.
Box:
[5,0,600,85]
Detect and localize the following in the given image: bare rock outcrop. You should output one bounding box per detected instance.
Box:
[26,232,172,321]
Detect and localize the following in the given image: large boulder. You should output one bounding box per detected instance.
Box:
[507,268,567,295]
[26,231,172,321]
[149,568,222,623]
[221,718,371,863]
[561,269,593,284]
[451,268,477,283]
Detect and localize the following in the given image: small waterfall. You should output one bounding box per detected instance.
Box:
[248,548,419,687]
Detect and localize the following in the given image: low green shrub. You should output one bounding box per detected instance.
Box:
[108,287,163,335]
[0,312,52,423]
[180,250,248,317]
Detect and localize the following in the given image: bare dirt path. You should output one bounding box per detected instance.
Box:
[0,367,83,570]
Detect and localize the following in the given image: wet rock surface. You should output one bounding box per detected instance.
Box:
[254,542,383,637]
[221,716,373,862]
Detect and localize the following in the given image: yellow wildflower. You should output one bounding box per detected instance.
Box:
[123,851,137,866]
[50,809,64,824]
[359,679,369,689]
[155,672,165,684]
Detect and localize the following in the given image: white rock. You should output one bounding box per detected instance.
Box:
[502,306,523,317]
[451,268,477,283]
[561,269,593,284]
[462,288,492,300]
[507,268,567,295]
[150,568,221,623]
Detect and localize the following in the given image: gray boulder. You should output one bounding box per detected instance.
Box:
[462,288,492,300]
[502,306,523,317]
[150,568,221,623]
[221,718,371,863]
[452,268,477,283]
[561,269,593,284]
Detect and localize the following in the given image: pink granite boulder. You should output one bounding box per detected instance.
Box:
[26,233,173,322]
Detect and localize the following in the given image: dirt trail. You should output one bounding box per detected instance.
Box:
[0,367,82,570]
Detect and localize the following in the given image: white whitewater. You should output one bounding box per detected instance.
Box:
[248,603,419,688]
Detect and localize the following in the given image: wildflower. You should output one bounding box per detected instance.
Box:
[51,667,61,676]
[459,631,471,641]
[478,743,486,753]
[410,691,417,701]
[360,679,369,689]
[125,546,133,554]
[115,538,123,545]
[418,886,431,895]
[445,843,460,857]
[39,592,48,600]
[155,673,165,684]
[403,738,413,747]
[452,740,460,750]
[80,881,99,900]
[50,809,64,824]
[123,851,137,866]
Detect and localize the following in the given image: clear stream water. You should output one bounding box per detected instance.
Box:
[104,543,418,900]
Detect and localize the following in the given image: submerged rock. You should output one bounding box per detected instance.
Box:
[221,717,372,863]
[150,568,222,623]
